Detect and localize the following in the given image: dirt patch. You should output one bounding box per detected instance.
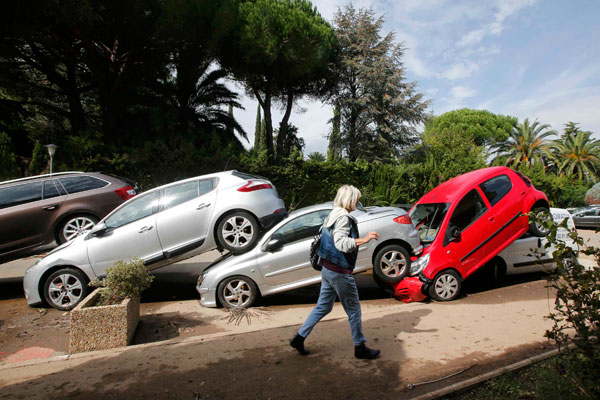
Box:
[0,298,69,358]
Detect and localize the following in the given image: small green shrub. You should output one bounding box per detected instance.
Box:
[536,216,600,398]
[91,259,154,305]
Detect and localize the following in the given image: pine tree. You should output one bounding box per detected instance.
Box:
[254,104,262,151]
[327,104,342,161]
[331,5,428,162]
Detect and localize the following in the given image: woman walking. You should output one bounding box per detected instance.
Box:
[290,185,381,359]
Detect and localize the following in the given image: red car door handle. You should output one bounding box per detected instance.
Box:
[488,216,495,222]
[520,190,526,195]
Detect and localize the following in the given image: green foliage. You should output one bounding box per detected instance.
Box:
[91,259,154,306]
[518,164,589,208]
[540,217,600,398]
[493,118,556,168]
[307,152,325,162]
[551,130,600,183]
[223,0,337,159]
[28,141,47,176]
[0,132,19,180]
[424,108,516,146]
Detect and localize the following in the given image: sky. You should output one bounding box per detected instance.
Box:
[230,0,600,156]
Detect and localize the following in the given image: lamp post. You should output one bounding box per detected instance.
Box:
[45,144,58,175]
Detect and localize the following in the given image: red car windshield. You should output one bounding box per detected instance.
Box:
[409,203,451,245]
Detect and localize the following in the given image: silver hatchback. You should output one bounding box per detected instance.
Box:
[197,203,423,308]
[23,171,286,310]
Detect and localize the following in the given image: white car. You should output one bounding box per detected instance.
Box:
[487,207,578,279]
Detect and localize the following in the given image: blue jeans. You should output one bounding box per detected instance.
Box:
[298,267,366,346]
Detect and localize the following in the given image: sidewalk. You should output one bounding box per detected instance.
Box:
[0,279,557,400]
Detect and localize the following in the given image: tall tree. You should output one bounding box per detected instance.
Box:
[330,5,428,162]
[551,129,600,182]
[253,103,263,151]
[327,103,342,162]
[220,0,337,160]
[493,118,556,169]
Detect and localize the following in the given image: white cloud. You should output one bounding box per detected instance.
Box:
[458,0,539,47]
[449,86,478,100]
[441,62,480,80]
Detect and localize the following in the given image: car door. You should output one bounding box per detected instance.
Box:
[0,180,66,252]
[503,233,554,274]
[155,179,217,259]
[478,174,525,244]
[443,188,496,277]
[256,209,331,288]
[86,191,162,275]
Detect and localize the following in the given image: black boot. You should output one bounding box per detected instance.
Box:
[290,333,309,356]
[354,343,380,359]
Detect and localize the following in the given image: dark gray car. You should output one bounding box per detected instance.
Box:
[570,206,600,229]
[0,172,138,263]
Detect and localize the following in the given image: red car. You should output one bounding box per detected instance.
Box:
[382,167,549,302]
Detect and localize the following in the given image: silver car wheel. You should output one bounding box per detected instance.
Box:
[62,216,96,242]
[221,216,254,249]
[47,273,84,309]
[222,279,253,307]
[434,273,459,300]
[379,250,409,278]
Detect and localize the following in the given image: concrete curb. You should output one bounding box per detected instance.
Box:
[409,348,560,400]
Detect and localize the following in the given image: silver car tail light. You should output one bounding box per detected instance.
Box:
[393,215,412,224]
[237,180,273,192]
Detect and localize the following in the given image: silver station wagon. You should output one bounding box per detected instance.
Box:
[23,171,286,310]
[197,202,423,308]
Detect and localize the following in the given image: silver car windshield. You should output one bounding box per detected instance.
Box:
[409,203,450,245]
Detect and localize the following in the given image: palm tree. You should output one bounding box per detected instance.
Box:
[493,118,556,168]
[551,130,600,182]
[307,152,326,162]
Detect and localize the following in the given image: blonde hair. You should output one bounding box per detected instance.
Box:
[334,185,362,211]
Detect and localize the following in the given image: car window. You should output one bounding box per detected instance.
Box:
[59,176,108,194]
[199,179,215,196]
[410,203,451,244]
[162,181,199,210]
[449,189,488,232]
[271,210,331,247]
[479,175,512,207]
[105,192,158,229]
[43,180,61,200]
[0,182,43,209]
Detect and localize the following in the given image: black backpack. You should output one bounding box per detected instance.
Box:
[309,227,323,271]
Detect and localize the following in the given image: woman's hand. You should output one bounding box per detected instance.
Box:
[355,231,380,246]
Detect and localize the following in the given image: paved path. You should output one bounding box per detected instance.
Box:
[0,278,560,399]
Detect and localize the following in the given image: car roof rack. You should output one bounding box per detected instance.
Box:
[0,171,85,186]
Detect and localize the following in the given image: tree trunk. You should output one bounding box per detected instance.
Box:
[276,91,294,159]
[253,87,274,159]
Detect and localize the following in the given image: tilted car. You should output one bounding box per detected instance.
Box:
[392,208,578,302]
[23,171,286,310]
[196,202,423,308]
[1,172,138,263]
[384,166,550,302]
[570,205,600,229]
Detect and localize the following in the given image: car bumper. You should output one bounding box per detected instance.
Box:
[23,263,44,306]
[259,208,287,230]
[391,277,428,303]
[197,285,218,308]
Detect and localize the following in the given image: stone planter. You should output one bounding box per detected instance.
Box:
[69,288,139,353]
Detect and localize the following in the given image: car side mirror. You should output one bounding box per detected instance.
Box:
[449,226,461,242]
[262,238,282,252]
[89,222,109,237]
